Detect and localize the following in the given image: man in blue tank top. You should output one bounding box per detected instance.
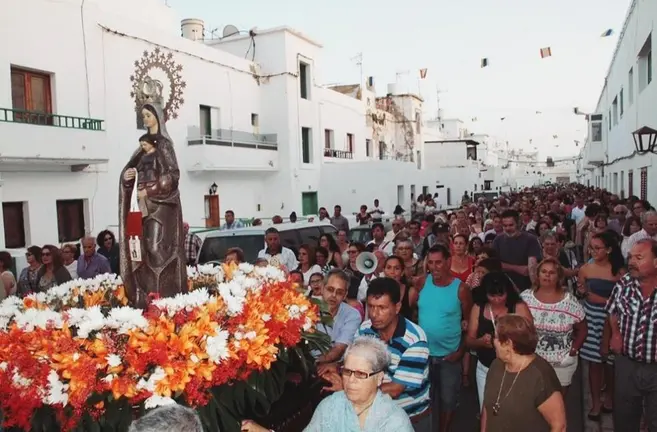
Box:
[417,244,473,432]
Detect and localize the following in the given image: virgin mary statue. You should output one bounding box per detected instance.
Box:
[118,96,187,307]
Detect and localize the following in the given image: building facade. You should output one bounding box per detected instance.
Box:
[580,0,656,203]
[1,0,469,249]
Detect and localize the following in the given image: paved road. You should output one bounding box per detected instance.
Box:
[451,361,584,431]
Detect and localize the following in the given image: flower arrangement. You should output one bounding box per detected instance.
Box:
[0,263,328,432]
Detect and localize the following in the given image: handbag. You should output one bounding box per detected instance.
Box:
[125,170,143,262]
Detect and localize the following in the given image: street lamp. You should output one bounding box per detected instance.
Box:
[209,182,218,195]
[632,126,657,155]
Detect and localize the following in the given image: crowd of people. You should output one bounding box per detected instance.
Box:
[3,184,657,432]
[234,184,657,432]
[0,230,120,299]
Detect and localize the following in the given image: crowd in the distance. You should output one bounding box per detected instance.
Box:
[0,229,121,300]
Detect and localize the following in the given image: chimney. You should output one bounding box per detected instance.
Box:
[181,18,205,41]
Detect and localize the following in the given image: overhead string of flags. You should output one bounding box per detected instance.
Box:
[480,28,614,68]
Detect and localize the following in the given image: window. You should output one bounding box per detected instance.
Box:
[416,150,421,169]
[628,67,635,105]
[641,167,648,200]
[628,170,634,196]
[613,172,619,194]
[415,112,421,133]
[298,227,322,246]
[301,127,312,163]
[639,34,652,92]
[620,171,625,198]
[324,129,334,149]
[199,105,211,136]
[378,141,385,159]
[347,133,354,153]
[11,67,52,124]
[365,139,372,157]
[447,188,452,206]
[620,89,624,117]
[251,113,259,127]
[608,110,611,130]
[2,202,26,248]
[56,199,85,242]
[612,97,618,126]
[484,180,493,190]
[299,62,310,100]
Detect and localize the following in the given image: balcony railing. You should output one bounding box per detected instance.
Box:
[0,108,104,130]
[378,153,414,162]
[324,148,353,159]
[187,126,277,150]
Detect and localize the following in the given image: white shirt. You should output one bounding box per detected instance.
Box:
[302,264,322,285]
[370,207,384,220]
[571,206,586,224]
[366,239,394,255]
[622,229,657,258]
[257,246,299,271]
[66,260,79,279]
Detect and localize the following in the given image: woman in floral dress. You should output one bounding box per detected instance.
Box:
[521,257,587,394]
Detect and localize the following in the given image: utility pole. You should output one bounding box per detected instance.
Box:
[351,52,363,87]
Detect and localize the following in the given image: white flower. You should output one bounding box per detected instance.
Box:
[44,369,69,406]
[104,307,148,334]
[262,314,271,322]
[287,305,301,319]
[238,263,254,274]
[144,395,176,409]
[12,371,32,388]
[14,309,63,331]
[206,329,230,364]
[106,354,122,368]
[244,331,256,340]
[136,367,166,392]
[102,374,115,384]
[303,317,312,331]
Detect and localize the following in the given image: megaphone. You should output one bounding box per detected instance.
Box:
[356,252,378,275]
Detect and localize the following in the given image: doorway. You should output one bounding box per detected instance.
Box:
[397,185,404,206]
[301,192,318,216]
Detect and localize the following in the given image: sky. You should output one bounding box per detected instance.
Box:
[168,0,631,161]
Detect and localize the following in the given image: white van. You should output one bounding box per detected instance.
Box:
[196,220,337,264]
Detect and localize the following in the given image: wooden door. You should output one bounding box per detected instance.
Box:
[204,195,220,227]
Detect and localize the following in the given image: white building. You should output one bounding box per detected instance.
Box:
[580,0,656,202]
[2,0,471,250]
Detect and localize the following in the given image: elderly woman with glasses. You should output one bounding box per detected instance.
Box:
[242,336,413,432]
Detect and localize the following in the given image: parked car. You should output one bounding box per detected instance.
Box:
[196,221,337,264]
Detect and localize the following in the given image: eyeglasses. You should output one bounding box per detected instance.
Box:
[41,251,51,257]
[339,366,382,379]
[324,286,346,297]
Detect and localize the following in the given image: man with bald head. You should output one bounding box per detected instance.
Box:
[77,236,111,279]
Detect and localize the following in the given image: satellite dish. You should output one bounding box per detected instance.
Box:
[222,25,240,38]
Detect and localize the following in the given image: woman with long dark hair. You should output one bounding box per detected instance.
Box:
[382,255,417,321]
[466,271,532,412]
[36,245,72,291]
[577,230,625,419]
[318,234,343,269]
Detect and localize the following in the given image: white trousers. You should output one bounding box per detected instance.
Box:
[475,361,489,413]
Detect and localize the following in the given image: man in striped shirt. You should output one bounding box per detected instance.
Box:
[605,239,657,432]
[320,277,431,431]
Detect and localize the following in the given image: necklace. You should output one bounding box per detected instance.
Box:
[355,399,375,417]
[492,358,529,416]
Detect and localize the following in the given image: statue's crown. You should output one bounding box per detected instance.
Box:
[136,76,164,106]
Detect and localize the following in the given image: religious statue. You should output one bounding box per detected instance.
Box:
[118,77,187,307]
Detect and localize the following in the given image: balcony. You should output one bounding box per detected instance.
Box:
[0,108,108,169]
[582,141,605,168]
[323,148,353,161]
[185,126,279,172]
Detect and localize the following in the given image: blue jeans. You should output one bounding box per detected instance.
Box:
[429,355,462,413]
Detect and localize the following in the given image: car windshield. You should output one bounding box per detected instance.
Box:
[198,234,264,264]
